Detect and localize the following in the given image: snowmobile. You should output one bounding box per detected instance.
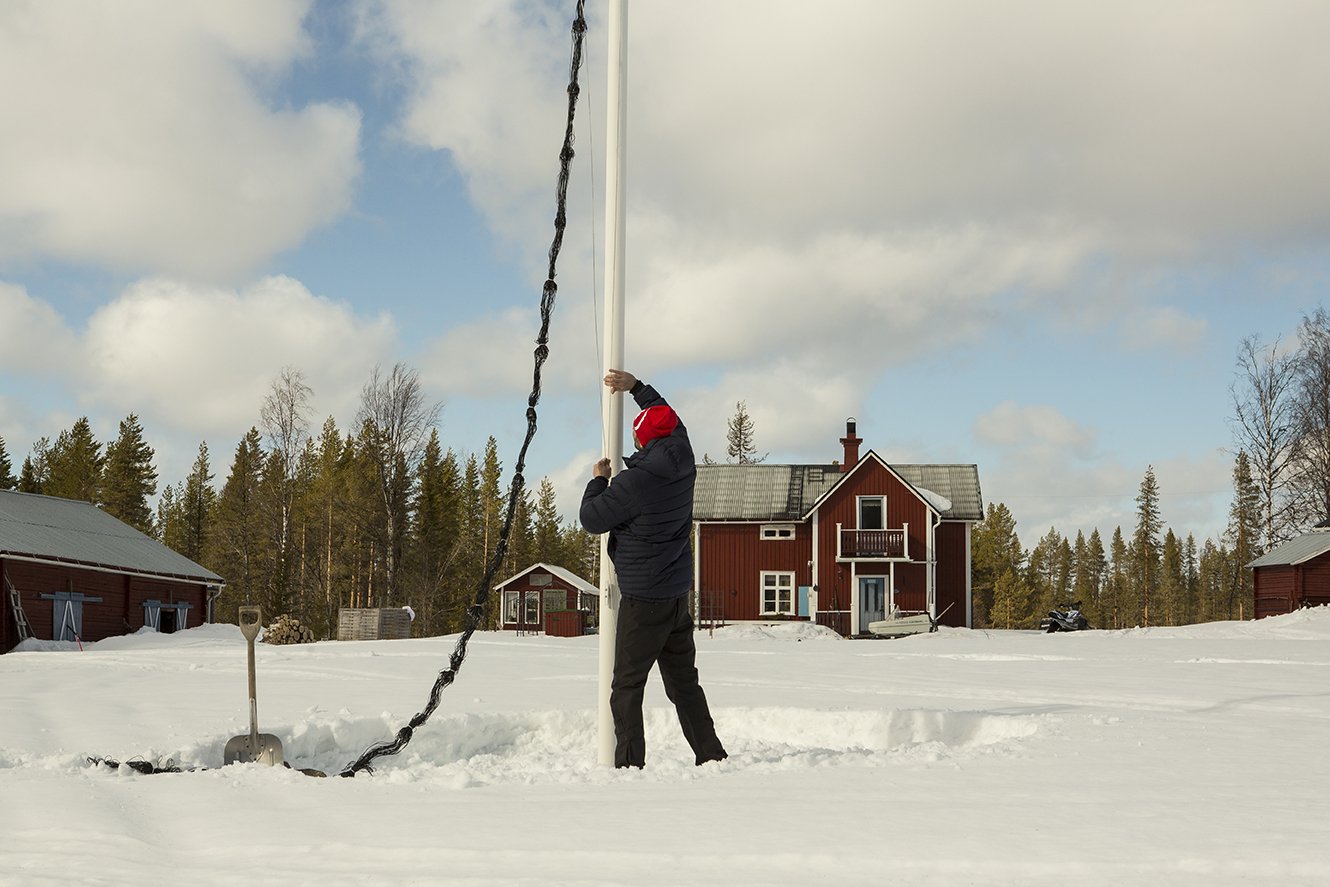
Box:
[1040,601,1090,632]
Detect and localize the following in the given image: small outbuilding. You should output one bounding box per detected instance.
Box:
[1248,528,1330,618]
[494,563,598,636]
[1,489,224,652]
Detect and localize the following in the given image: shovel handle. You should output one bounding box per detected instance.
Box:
[238,606,262,643]
[238,606,261,743]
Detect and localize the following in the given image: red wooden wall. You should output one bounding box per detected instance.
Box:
[3,557,211,649]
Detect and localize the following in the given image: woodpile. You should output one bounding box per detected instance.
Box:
[262,613,315,645]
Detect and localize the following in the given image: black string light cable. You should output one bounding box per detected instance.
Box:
[339,0,589,777]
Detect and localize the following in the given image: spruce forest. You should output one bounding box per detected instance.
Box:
[0,363,598,638]
[3,309,1329,635]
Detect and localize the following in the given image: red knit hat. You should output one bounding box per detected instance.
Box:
[632,405,679,446]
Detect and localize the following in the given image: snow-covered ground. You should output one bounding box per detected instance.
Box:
[4,610,1330,886]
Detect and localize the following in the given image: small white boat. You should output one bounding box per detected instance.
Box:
[867,607,936,638]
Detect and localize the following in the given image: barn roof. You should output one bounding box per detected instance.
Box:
[694,460,983,522]
[0,489,223,584]
[1247,530,1330,568]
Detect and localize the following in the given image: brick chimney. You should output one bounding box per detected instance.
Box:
[839,418,861,471]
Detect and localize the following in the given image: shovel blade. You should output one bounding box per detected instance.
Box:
[223,733,285,767]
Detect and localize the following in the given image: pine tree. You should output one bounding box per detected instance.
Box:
[213,428,267,622]
[45,418,103,503]
[1132,466,1163,626]
[480,437,504,575]
[970,502,1024,628]
[1105,527,1129,629]
[726,401,767,464]
[0,436,16,489]
[156,482,187,553]
[1226,450,1260,620]
[990,569,1028,630]
[101,414,158,534]
[181,442,217,565]
[1159,529,1186,625]
[532,477,565,566]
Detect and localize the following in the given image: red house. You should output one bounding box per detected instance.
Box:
[2,489,224,652]
[1248,528,1330,618]
[495,562,599,636]
[693,420,982,637]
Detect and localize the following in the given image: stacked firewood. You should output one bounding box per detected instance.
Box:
[262,613,315,645]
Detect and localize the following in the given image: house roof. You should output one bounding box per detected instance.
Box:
[0,489,223,584]
[1247,530,1330,568]
[693,459,983,522]
[494,562,599,594]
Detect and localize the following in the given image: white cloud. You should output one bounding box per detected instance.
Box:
[79,276,396,438]
[0,0,361,278]
[1122,306,1209,351]
[0,282,78,368]
[360,0,1330,404]
[974,402,1097,455]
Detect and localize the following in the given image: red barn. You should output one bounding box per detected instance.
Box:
[693,421,982,637]
[1248,528,1330,618]
[1,489,224,652]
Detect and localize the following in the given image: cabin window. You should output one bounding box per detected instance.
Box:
[760,571,796,615]
[543,589,566,612]
[760,524,796,541]
[524,592,541,625]
[504,592,521,623]
[858,496,886,530]
[531,572,552,587]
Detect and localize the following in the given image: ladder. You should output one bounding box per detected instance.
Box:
[5,572,32,642]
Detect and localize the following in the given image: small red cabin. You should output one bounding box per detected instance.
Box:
[692,420,982,637]
[1,489,224,652]
[494,563,599,635]
[1248,529,1330,618]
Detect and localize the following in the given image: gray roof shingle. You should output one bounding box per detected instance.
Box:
[0,489,223,583]
[693,459,982,522]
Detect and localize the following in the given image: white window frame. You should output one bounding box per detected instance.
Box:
[857,496,886,530]
[760,571,796,616]
[504,591,521,623]
[524,591,541,626]
[760,524,796,541]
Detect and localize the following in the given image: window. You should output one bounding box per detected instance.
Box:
[760,524,796,541]
[858,496,885,530]
[761,571,796,615]
[543,589,566,612]
[505,591,543,625]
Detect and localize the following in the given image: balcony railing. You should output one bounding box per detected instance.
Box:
[837,524,909,560]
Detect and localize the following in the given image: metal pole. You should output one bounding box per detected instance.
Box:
[597,0,628,768]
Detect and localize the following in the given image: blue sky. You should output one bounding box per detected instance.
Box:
[3,0,1329,548]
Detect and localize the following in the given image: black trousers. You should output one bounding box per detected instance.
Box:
[611,594,727,768]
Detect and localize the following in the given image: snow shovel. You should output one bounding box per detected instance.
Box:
[223,606,285,766]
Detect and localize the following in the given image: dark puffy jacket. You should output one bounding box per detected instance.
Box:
[579,382,695,601]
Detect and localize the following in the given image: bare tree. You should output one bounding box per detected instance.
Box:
[260,367,313,612]
[1291,309,1330,529]
[357,363,441,604]
[1230,335,1299,548]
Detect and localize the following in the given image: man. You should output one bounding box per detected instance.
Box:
[580,369,728,769]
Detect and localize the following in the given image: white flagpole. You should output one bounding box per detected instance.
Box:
[597,0,628,767]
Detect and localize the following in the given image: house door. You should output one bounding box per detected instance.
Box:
[859,577,886,629]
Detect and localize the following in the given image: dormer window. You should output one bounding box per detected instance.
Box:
[760,524,796,541]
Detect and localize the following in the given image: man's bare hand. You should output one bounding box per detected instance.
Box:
[603,369,637,394]
[593,457,613,479]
